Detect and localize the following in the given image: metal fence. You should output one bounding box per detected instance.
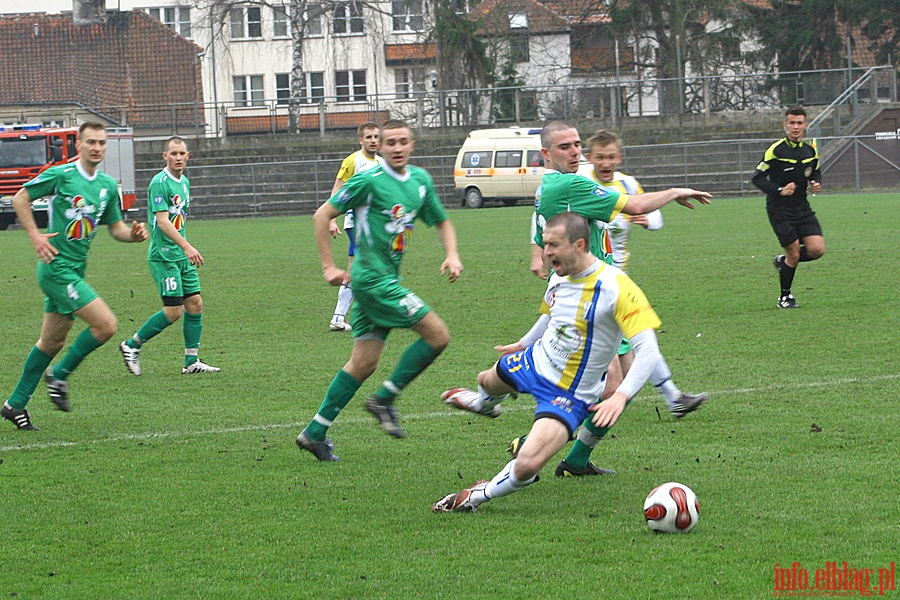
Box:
[6,67,896,139]
[132,134,899,220]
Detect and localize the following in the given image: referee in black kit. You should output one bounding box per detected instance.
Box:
[751,105,825,309]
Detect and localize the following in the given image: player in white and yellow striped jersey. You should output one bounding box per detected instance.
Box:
[434,213,663,513]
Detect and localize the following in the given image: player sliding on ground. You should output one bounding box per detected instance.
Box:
[434,212,664,513]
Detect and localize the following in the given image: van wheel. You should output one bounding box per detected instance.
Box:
[0,213,14,230]
[33,211,48,229]
[464,187,484,209]
[501,198,518,207]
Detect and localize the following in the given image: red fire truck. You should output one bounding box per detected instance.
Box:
[0,124,136,230]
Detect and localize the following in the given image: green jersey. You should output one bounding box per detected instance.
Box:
[23,162,122,267]
[534,170,627,263]
[328,163,447,287]
[147,168,190,262]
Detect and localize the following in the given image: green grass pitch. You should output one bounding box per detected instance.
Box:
[0,193,897,598]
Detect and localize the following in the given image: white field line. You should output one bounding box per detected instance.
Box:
[1,372,897,453]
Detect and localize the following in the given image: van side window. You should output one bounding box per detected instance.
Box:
[66,134,77,160]
[526,150,543,167]
[495,150,523,168]
[463,151,492,168]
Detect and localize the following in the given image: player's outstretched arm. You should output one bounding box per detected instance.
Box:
[435,219,463,283]
[623,188,711,215]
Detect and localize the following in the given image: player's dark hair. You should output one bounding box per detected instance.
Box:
[357,122,378,137]
[165,136,187,152]
[547,212,590,247]
[380,119,412,137]
[78,121,106,136]
[541,120,577,149]
[785,105,807,119]
[586,129,621,152]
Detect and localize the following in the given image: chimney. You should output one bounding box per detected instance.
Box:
[72,0,108,25]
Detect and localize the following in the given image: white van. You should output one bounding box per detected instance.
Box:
[453,127,544,208]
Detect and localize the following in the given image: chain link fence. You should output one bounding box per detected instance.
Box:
[131,134,898,220]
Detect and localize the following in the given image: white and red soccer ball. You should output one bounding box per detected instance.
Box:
[643,482,700,533]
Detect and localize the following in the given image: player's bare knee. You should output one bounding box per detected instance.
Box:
[93,318,118,343]
[163,305,184,323]
[512,456,542,481]
[184,294,203,314]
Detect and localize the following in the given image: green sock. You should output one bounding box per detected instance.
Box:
[372,338,443,402]
[565,418,611,471]
[129,310,174,348]
[53,328,103,381]
[183,312,202,367]
[7,346,54,410]
[304,369,363,441]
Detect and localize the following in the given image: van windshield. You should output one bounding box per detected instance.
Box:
[0,138,47,168]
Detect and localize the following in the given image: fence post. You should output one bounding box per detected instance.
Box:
[319,102,326,138]
[515,89,521,125]
[251,163,258,214]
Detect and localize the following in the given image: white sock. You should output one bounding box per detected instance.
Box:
[477,384,509,413]
[650,355,682,405]
[470,459,536,506]
[332,282,353,321]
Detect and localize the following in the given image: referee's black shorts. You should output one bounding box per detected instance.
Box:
[766,203,823,247]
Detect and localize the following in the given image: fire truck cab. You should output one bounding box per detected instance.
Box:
[0,124,136,230]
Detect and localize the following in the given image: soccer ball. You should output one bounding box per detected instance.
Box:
[643,482,699,533]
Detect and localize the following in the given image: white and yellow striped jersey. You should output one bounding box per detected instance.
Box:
[532,259,661,403]
[335,150,380,229]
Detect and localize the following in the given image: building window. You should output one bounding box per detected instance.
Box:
[333,2,363,34]
[233,75,265,107]
[305,3,323,36]
[394,68,426,99]
[230,6,262,39]
[276,73,290,105]
[510,37,529,63]
[276,72,325,104]
[336,70,367,102]
[273,5,289,38]
[508,12,528,29]
[392,0,423,32]
[146,6,191,38]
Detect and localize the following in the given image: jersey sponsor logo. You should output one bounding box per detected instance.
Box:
[548,325,582,357]
[591,185,608,197]
[383,204,416,256]
[169,194,186,230]
[550,396,574,414]
[153,194,165,206]
[64,195,97,240]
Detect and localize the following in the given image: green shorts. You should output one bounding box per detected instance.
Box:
[617,337,633,356]
[149,258,201,300]
[37,261,98,316]
[351,279,431,338]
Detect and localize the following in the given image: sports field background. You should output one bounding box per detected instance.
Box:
[0,193,897,598]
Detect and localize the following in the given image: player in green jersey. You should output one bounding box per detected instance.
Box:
[118,137,220,376]
[297,119,463,461]
[1,122,148,431]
